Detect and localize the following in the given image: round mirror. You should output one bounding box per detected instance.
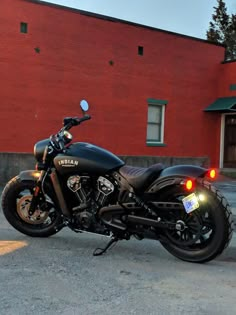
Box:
[80,100,89,112]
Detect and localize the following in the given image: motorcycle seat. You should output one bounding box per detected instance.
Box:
[119,163,164,191]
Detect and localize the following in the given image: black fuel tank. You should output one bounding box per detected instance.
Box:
[54,142,124,175]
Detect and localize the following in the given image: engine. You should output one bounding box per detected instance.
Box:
[67,175,115,230]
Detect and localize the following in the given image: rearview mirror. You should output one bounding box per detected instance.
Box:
[80,100,89,112]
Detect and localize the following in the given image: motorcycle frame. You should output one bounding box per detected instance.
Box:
[18,163,209,222]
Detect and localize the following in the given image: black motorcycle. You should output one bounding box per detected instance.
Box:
[2,100,234,263]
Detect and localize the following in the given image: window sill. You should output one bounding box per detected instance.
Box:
[146,142,167,147]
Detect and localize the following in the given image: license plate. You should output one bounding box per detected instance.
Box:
[182,193,199,214]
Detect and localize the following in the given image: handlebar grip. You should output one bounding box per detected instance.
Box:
[82,115,91,121]
[75,115,91,125]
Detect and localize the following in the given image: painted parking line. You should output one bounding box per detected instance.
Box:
[0,240,28,256]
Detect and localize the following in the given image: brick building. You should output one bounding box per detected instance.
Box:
[1,0,236,171]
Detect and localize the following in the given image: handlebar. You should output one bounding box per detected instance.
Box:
[78,114,91,124]
[64,115,91,130]
[74,114,91,126]
[50,114,91,152]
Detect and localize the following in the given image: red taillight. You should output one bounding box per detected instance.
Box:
[209,169,216,179]
[185,179,193,191]
[206,169,217,180]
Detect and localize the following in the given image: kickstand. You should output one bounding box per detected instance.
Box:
[93,237,119,256]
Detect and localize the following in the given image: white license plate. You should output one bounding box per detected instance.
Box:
[182,193,199,214]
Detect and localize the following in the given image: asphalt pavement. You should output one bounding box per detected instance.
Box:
[0,178,236,315]
[214,178,236,221]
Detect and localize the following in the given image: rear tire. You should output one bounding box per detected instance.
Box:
[159,180,234,263]
[1,176,63,237]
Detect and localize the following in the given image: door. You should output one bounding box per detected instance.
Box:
[224,115,236,167]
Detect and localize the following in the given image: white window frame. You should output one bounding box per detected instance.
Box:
[146,99,167,146]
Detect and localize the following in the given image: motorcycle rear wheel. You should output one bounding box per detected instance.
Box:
[158,180,234,263]
[1,176,63,237]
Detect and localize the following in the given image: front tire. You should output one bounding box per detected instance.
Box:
[1,176,63,237]
[158,180,234,263]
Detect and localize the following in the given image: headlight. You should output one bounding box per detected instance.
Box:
[63,131,73,144]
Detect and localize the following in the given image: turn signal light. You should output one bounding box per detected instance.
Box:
[185,179,194,191]
[209,169,216,179]
[207,169,217,180]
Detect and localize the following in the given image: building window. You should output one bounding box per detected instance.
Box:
[146,99,168,146]
[20,22,28,33]
[138,46,143,56]
[230,84,236,91]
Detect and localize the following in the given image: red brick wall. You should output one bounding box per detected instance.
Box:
[218,62,236,97]
[0,0,226,166]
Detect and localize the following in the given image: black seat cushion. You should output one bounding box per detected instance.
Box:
[119,163,164,191]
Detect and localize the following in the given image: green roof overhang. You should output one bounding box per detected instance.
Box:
[204,96,236,112]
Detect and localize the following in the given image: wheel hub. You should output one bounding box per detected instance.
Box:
[175,220,187,232]
[17,195,49,225]
[166,212,203,246]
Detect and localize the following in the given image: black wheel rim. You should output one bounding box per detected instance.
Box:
[15,185,58,230]
[164,192,216,250]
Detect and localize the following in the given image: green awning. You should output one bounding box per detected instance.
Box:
[204,97,236,112]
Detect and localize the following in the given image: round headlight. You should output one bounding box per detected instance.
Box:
[63,131,73,144]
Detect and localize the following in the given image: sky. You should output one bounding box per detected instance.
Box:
[40,0,236,39]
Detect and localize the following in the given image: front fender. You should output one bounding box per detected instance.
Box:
[146,165,207,193]
[19,170,41,181]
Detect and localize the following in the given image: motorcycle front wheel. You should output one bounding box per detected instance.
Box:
[1,175,63,237]
[158,180,234,263]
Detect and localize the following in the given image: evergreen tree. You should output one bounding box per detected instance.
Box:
[207,0,236,60]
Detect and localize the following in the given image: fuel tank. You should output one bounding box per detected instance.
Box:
[54,142,124,175]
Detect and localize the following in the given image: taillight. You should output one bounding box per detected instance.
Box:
[185,179,194,191]
[209,169,216,179]
[206,169,217,180]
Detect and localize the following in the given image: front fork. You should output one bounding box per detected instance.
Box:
[28,169,71,219]
[28,171,46,216]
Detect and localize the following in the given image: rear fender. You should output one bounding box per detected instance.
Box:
[160,165,207,178]
[146,165,207,193]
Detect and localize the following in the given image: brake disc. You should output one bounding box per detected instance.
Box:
[16,195,49,225]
